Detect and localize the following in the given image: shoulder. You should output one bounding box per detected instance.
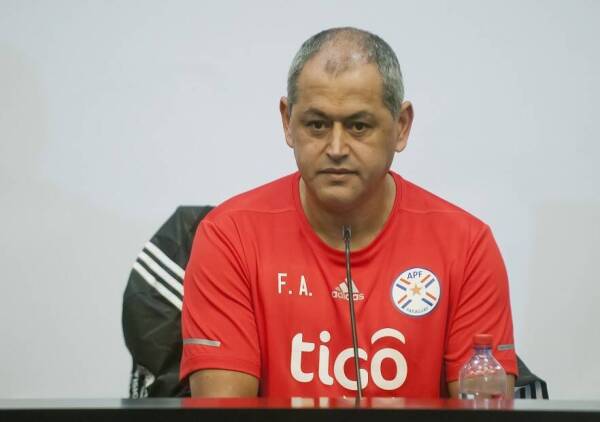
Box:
[394,173,488,234]
[203,173,298,226]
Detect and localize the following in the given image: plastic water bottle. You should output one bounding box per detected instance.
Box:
[458,334,508,399]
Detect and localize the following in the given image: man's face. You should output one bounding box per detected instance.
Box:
[281,55,412,213]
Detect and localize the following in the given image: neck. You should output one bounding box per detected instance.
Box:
[299,173,397,251]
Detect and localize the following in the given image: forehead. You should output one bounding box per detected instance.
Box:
[294,54,387,117]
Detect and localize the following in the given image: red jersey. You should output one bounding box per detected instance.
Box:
[180,172,517,397]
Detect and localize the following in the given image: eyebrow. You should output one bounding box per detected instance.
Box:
[302,108,329,119]
[302,108,376,121]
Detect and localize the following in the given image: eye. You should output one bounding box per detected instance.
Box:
[307,120,328,131]
[350,122,370,133]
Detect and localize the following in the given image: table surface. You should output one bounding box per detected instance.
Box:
[0,397,599,410]
[2,398,600,422]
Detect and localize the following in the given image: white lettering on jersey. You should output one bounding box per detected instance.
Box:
[299,275,310,296]
[290,333,315,382]
[370,328,407,390]
[290,328,408,391]
[331,279,365,301]
[318,331,334,385]
[333,347,369,390]
[277,273,287,294]
[278,273,313,297]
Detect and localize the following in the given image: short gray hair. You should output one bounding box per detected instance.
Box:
[287,27,405,117]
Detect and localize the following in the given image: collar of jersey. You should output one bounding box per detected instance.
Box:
[291,171,404,266]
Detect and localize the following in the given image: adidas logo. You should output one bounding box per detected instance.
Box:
[331,279,365,301]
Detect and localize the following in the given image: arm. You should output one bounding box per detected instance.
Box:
[444,225,519,393]
[447,375,515,399]
[190,369,259,397]
[180,219,261,395]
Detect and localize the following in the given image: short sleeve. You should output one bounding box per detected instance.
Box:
[444,224,518,382]
[180,217,260,381]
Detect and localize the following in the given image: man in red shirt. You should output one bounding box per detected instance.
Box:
[180,27,517,397]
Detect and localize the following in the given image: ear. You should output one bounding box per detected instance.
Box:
[279,97,294,148]
[394,101,414,153]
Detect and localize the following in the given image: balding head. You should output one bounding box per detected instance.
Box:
[287,27,404,117]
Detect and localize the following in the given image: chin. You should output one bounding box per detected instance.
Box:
[315,189,360,213]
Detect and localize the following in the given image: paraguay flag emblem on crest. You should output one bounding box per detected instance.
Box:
[391,268,441,317]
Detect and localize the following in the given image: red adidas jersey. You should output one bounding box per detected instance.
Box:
[180,172,517,397]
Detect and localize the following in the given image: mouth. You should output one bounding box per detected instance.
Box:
[319,168,357,175]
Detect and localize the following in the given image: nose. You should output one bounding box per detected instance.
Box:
[326,122,349,161]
